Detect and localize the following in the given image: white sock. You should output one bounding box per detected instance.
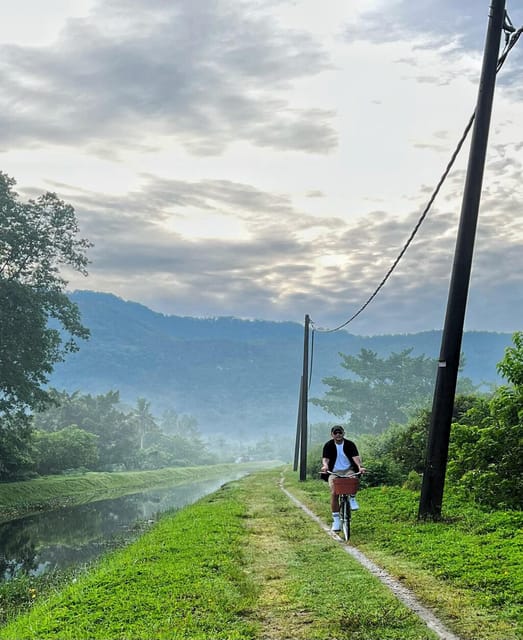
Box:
[332,512,339,518]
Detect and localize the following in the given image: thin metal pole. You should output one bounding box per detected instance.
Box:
[419,0,506,519]
[299,314,310,481]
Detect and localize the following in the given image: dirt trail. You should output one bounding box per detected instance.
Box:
[280,482,462,640]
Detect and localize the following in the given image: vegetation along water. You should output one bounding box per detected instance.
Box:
[0,468,521,640]
[0,466,274,587]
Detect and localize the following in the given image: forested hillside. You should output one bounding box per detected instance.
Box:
[49,291,513,437]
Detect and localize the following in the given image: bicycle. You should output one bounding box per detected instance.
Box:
[328,471,362,541]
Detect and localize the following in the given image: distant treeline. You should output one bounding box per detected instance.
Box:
[1,390,287,481]
[47,291,514,436]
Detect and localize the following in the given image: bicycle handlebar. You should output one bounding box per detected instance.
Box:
[328,470,361,477]
[321,470,368,477]
[319,468,369,478]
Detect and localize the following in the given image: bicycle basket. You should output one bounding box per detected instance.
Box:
[332,476,359,495]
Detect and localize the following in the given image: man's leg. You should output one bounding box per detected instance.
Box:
[330,485,340,530]
[330,490,339,513]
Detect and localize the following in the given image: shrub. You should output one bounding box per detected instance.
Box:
[403,470,422,491]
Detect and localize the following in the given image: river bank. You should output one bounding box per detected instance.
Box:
[1,468,520,639]
[1,468,437,640]
[0,461,275,523]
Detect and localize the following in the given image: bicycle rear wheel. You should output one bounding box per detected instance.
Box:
[339,496,351,541]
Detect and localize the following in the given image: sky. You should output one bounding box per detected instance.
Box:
[1,0,522,335]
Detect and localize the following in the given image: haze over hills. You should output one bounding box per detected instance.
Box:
[49,291,514,439]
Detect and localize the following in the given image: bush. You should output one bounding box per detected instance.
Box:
[445,334,523,509]
[33,427,99,475]
[306,443,323,479]
[356,453,403,487]
[403,470,422,491]
[448,421,522,509]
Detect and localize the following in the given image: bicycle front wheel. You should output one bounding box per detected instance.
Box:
[339,496,351,541]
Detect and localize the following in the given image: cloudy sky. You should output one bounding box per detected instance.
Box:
[1,0,522,335]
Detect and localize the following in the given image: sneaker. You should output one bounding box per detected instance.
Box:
[349,495,359,510]
[331,516,341,531]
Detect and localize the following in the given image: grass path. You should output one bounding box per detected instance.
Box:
[284,471,522,640]
[0,469,439,640]
[241,471,437,639]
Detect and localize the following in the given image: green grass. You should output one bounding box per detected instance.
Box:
[2,468,520,639]
[0,462,272,522]
[240,471,437,639]
[284,470,523,640]
[0,484,258,640]
[1,469,439,640]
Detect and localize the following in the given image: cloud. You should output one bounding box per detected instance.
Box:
[344,0,518,51]
[0,0,336,155]
[3,1,523,336]
[344,1,523,93]
[48,167,523,334]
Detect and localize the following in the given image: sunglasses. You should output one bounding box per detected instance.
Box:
[332,430,343,435]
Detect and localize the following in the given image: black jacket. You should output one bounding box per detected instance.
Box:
[322,438,359,474]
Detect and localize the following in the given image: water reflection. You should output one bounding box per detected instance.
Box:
[0,474,244,580]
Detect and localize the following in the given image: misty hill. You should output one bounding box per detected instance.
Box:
[49,291,514,438]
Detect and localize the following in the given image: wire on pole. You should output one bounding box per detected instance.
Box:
[311,17,522,337]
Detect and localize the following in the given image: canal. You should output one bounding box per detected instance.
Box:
[0,473,247,581]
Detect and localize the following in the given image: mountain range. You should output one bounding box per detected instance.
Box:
[49,291,514,438]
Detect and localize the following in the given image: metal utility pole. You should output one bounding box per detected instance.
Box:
[299,314,310,481]
[293,376,303,471]
[419,0,506,519]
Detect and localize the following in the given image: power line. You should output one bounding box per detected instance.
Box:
[311,16,522,336]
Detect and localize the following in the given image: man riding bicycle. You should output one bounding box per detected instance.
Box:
[320,425,366,531]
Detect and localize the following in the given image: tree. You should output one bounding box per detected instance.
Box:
[312,347,476,434]
[448,332,523,509]
[31,389,213,473]
[160,409,199,436]
[33,426,99,475]
[33,389,141,470]
[0,172,91,420]
[131,397,159,450]
[0,412,35,480]
[311,348,438,434]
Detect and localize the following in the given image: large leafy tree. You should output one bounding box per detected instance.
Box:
[312,347,475,434]
[33,426,99,475]
[311,348,439,434]
[33,389,141,470]
[0,172,91,419]
[0,172,91,478]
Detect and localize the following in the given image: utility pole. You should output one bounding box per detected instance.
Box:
[419,0,506,519]
[299,314,310,481]
[293,376,303,471]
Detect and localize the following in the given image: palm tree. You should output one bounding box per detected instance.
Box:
[134,398,158,450]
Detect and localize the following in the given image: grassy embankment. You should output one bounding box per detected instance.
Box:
[0,462,273,523]
[285,471,522,640]
[1,467,521,639]
[1,467,437,640]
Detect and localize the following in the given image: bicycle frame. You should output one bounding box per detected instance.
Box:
[329,471,361,542]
